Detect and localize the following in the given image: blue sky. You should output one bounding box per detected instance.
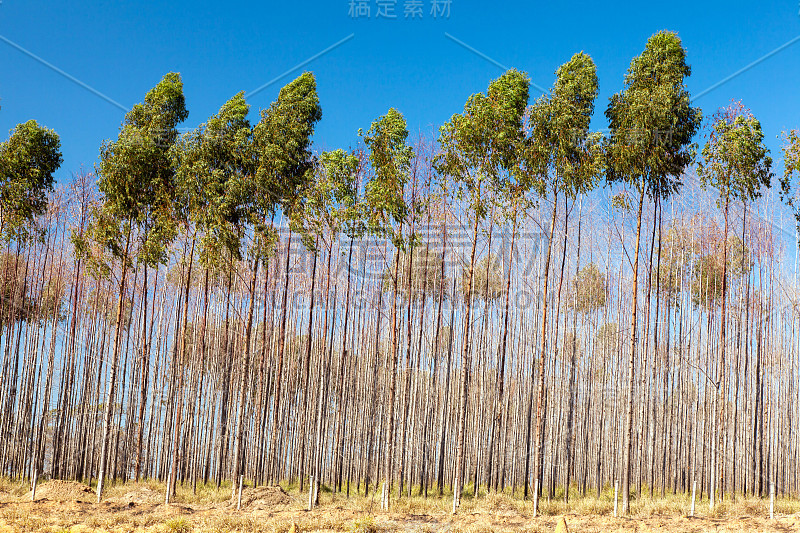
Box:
[1,0,799,181]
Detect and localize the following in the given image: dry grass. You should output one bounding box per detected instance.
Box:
[0,478,28,499]
[1,479,799,532]
[164,516,193,533]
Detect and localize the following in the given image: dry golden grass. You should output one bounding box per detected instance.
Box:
[0,478,28,500]
[0,479,799,532]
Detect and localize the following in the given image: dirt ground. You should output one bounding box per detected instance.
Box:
[1,481,799,532]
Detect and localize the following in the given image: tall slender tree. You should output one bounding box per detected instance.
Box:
[361,108,414,510]
[255,72,323,487]
[697,102,771,509]
[523,52,602,512]
[77,72,188,502]
[436,69,529,512]
[605,31,701,514]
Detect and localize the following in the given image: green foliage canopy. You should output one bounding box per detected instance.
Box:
[81,72,188,270]
[362,108,414,247]
[605,31,701,199]
[525,52,603,199]
[697,103,772,207]
[0,120,63,243]
[436,69,530,220]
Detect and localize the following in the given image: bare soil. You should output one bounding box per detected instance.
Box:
[107,486,164,506]
[24,479,95,502]
[231,485,293,510]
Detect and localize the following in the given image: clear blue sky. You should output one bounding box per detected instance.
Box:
[1,0,799,181]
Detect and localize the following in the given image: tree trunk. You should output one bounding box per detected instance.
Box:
[621,186,646,515]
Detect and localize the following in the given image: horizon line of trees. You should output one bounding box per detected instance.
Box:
[3,30,800,515]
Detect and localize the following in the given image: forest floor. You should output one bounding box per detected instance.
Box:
[1,478,799,532]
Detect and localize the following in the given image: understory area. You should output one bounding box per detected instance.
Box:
[1,478,799,532]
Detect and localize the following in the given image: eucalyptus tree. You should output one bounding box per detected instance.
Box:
[252,72,322,487]
[0,120,62,344]
[170,91,252,496]
[291,147,359,507]
[0,121,63,245]
[604,31,701,514]
[75,72,188,502]
[780,129,800,241]
[436,68,529,511]
[696,103,771,508]
[361,108,414,510]
[522,52,601,512]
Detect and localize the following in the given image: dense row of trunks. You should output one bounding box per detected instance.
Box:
[0,176,796,505]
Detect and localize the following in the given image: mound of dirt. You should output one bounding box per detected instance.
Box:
[107,486,163,505]
[481,492,522,513]
[29,480,94,501]
[232,485,292,510]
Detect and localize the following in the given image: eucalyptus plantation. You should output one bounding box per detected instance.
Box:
[2,32,800,521]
